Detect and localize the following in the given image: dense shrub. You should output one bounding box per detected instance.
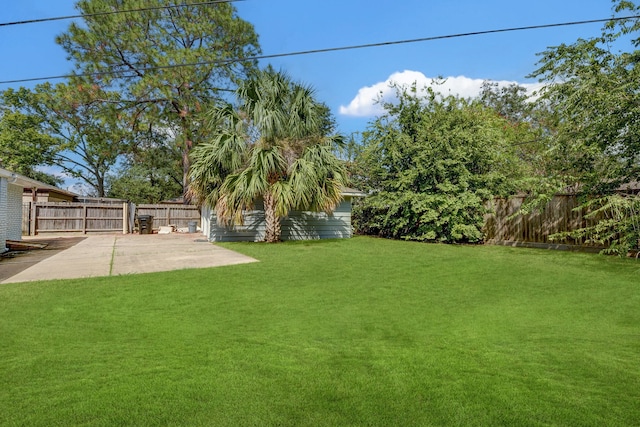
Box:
[353,86,531,243]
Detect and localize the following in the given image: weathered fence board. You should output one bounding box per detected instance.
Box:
[484,195,603,247]
[21,202,30,235]
[22,196,606,245]
[29,203,125,234]
[21,202,200,235]
[136,204,200,228]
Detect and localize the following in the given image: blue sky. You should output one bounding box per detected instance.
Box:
[0,0,622,189]
[1,1,620,131]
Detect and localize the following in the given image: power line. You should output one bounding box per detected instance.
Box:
[1,14,639,86]
[0,0,242,28]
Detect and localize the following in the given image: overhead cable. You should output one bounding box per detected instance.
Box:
[1,14,639,86]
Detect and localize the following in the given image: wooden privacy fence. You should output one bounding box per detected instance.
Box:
[22,196,606,245]
[21,202,200,235]
[135,204,201,229]
[483,195,602,247]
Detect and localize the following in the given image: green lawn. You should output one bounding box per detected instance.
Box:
[1,236,639,426]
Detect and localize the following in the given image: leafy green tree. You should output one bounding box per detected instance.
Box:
[527,0,640,254]
[0,95,61,185]
[479,81,538,124]
[478,81,568,210]
[107,130,183,203]
[354,85,531,243]
[107,163,181,203]
[531,1,640,192]
[551,194,640,255]
[189,69,348,242]
[57,0,260,199]
[2,83,128,196]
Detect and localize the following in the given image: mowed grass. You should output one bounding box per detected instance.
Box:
[1,236,639,426]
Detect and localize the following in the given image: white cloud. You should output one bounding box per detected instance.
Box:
[339,70,544,117]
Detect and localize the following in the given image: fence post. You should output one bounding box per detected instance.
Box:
[122,202,129,234]
[22,202,30,236]
[30,203,37,236]
[82,205,88,234]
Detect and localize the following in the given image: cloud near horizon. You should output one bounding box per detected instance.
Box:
[339,70,544,117]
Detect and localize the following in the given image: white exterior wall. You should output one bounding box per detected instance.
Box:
[201,206,211,238]
[208,198,354,242]
[7,183,23,240]
[0,177,7,252]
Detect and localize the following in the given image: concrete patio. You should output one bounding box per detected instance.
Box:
[1,233,257,284]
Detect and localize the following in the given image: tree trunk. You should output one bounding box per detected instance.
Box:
[96,175,105,197]
[263,191,281,243]
[182,146,191,203]
[177,104,193,205]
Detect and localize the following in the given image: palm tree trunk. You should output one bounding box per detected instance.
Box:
[263,191,281,242]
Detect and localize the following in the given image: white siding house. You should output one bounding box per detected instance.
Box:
[0,168,59,253]
[201,188,366,242]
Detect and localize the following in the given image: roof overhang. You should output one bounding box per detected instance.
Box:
[0,167,77,197]
[340,187,367,198]
[0,168,41,188]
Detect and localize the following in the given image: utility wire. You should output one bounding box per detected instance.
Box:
[1,14,639,86]
[0,0,242,27]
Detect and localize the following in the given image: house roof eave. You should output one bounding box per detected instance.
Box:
[340,187,367,198]
[0,167,77,197]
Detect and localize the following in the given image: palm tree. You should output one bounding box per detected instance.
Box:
[189,69,348,242]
